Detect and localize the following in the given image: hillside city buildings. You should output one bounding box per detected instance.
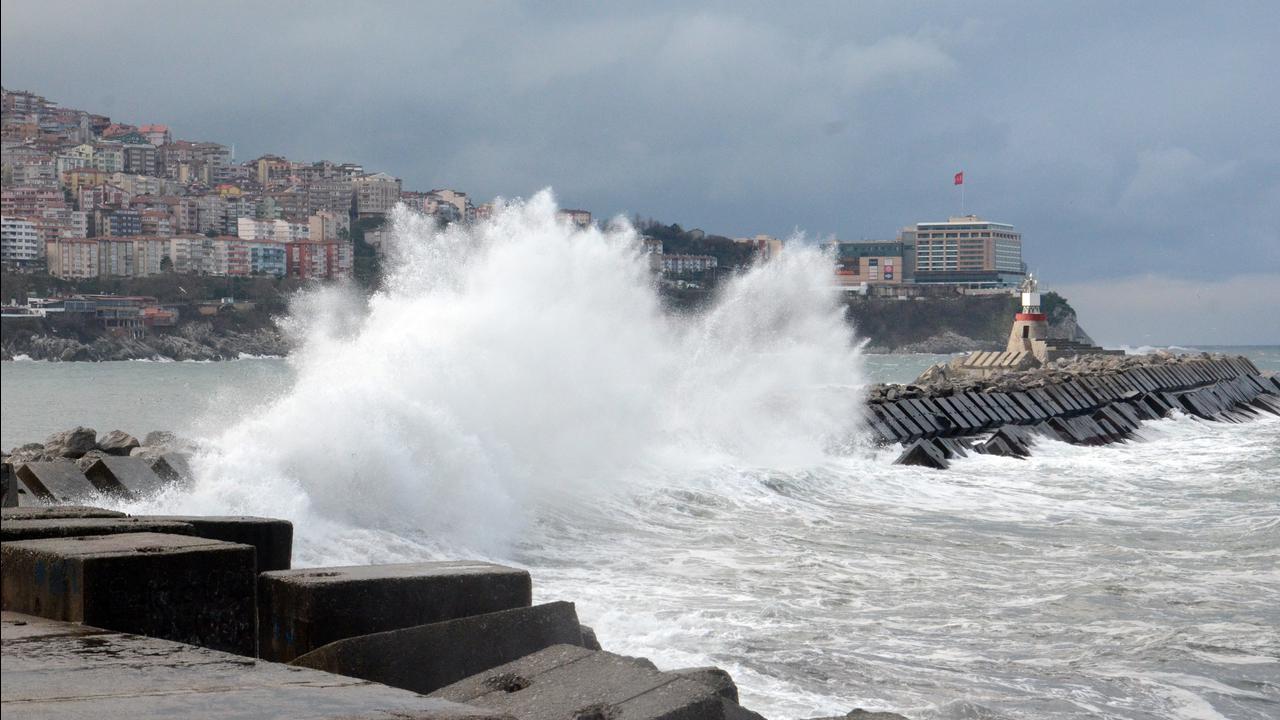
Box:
[0,87,539,283]
[2,86,1025,295]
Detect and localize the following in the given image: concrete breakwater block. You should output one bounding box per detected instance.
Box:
[2,461,17,508]
[1,612,509,720]
[82,456,168,499]
[668,667,740,703]
[978,426,1036,457]
[13,462,98,503]
[0,516,195,542]
[431,644,739,720]
[894,439,949,469]
[1,531,257,656]
[291,601,590,695]
[259,560,532,663]
[0,505,125,520]
[147,452,195,485]
[140,515,292,571]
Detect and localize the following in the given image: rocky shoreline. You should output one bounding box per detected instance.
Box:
[4,426,196,469]
[1,322,289,362]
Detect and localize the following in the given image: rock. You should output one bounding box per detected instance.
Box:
[143,430,178,448]
[42,427,97,459]
[803,711,910,720]
[7,442,49,463]
[74,449,110,472]
[97,430,140,455]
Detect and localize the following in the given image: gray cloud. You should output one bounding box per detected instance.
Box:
[1057,273,1280,347]
[3,1,1278,341]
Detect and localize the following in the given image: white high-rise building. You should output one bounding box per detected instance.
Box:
[1,216,41,266]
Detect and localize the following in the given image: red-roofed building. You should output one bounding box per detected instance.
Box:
[139,123,171,146]
[100,123,138,140]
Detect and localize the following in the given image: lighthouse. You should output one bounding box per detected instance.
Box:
[1007,274,1049,356]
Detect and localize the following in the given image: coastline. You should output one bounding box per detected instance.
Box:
[1,322,289,362]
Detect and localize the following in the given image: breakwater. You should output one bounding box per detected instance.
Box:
[865,353,1280,469]
[2,499,901,718]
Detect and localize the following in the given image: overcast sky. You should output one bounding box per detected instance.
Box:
[3,1,1277,344]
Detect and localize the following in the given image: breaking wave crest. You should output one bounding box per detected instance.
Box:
[163,190,863,554]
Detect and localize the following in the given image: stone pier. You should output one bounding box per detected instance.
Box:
[1,505,785,719]
[868,353,1279,469]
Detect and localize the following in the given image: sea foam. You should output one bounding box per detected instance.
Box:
[156,190,863,556]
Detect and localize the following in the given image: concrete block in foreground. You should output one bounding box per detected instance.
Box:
[1,612,509,719]
[82,456,168,498]
[0,516,195,542]
[140,515,292,571]
[259,560,532,662]
[292,600,588,695]
[0,505,125,520]
[13,462,98,503]
[1,532,256,656]
[431,643,732,720]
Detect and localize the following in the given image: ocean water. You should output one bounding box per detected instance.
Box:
[1,196,1277,719]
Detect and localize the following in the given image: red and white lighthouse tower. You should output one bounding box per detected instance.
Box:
[1007,274,1049,355]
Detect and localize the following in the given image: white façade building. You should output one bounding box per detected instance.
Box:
[1,216,41,267]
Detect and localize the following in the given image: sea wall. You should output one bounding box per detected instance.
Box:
[1,431,903,718]
[0,503,905,720]
[865,353,1279,468]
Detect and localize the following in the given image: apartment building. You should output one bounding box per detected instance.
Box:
[47,238,101,278]
[353,173,402,218]
[1,216,41,266]
[906,215,1024,287]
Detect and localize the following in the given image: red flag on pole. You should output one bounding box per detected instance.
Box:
[954,171,964,185]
